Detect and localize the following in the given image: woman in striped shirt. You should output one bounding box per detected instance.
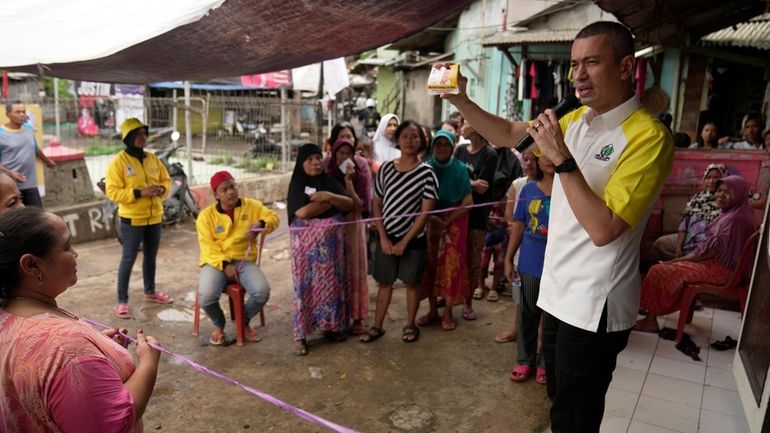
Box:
[360,120,438,343]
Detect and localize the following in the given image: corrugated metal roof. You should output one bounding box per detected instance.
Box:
[702,13,770,50]
[481,29,579,47]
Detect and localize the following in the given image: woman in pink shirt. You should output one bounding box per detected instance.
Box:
[0,207,161,433]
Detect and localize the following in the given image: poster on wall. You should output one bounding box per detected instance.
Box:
[75,81,145,136]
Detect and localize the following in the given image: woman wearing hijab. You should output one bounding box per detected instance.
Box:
[417,129,472,332]
[324,122,372,335]
[372,114,400,164]
[635,175,756,334]
[106,118,173,320]
[653,163,726,261]
[287,143,353,355]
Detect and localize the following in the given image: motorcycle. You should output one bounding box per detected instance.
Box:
[97,136,199,244]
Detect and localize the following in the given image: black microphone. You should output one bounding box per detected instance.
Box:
[515,94,582,153]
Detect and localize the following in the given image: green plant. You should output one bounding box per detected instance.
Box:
[84,143,123,156]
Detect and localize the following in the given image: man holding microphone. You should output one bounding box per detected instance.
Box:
[442,21,673,432]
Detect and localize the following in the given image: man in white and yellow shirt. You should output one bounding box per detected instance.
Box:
[444,22,673,433]
[196,171,279,345]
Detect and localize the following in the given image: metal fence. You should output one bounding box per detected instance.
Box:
[31,95,324,188]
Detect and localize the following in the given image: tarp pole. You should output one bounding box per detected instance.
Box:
[184,81,193,183]
[53,77,61,138]
[172,89,178,131]
[280,87,288,171]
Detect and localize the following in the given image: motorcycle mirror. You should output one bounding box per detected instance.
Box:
[171,131,181,142]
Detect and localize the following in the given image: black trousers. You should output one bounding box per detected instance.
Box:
[543,306,631,433]
[20,187,42,207]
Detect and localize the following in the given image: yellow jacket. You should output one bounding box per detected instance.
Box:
[105,150,171,226]
[196,197,280,270]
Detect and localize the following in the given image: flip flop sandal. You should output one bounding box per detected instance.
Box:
[359,327,385,343]
[245,328,262,343]
[402,325,420,343]
[441,318,456,331]
[209,330,225,346]
[486,290,499,302]
[472,288,484,300]
[416,314,441,327]
[144,292,174,304]
[510,364,532,382]
[294,340,308,356]
[114,303,131,319]
[535,367,547,385]
[462,307,477,321]
[495,330,517,343]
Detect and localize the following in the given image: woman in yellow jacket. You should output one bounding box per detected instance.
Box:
[106,118,173,319]
[196,171,279,345]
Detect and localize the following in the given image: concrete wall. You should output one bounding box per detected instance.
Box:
[403,68,440,126]
[53,172,292,244]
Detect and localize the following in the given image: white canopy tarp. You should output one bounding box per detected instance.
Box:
[0,0,224,67]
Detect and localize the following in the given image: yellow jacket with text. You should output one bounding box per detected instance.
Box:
[196,197,280,270]
[105,150,171,226]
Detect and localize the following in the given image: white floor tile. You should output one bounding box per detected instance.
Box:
[611,366,648,393]
[601,416,631,433]
[698,408,750,433]
[642,373,704,408]
[709,320,742,343]
[605,387,640,419]
[628,331,661,353]
[704,366,738,391]
[618,348,656,372]
[650,356,707,384]
[706,347,735,370]
[701,386,744,418]
[712,309,743,323]
[693,307,714,320]
[633,395,700,433]
[627,420,681,433]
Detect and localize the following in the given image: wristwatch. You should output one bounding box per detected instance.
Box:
[555,157,578,173]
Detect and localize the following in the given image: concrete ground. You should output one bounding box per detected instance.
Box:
[62,208,550,433]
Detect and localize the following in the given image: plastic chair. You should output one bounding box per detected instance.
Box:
[193,234,266,346]
[675,230,760,342]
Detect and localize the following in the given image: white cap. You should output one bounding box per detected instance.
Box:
[365,98,375,108]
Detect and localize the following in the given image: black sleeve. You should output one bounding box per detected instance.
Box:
[324,175,349,197]
[478,149,497,189]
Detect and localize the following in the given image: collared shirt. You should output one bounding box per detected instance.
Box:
[537,96,674,332]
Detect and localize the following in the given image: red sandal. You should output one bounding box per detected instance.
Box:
[535,367,547,385]
[510,364,532,382]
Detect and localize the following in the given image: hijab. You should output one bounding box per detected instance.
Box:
[694,175,756,276]
[428,130,471,208]
[682,163,728,224]
[372,114,400,163]
[287,144,347,223]
[123,127,147,161]
[324,138,372,214]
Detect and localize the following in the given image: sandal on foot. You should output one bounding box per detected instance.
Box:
[294,340,308,356]
[462,307,477,321]
[472,288,484,300]
[144,292,174,304]
[359,327,385,343]
[402,325,420,343]
[114,303,131,319]
[416,314,441,327]
[245,327,262,343]
[495,329,517,343]
[209,330,225,346]
[486,290,499,302]
[510,364,532,382]
[441,318,456,331]
[535,367,547,385]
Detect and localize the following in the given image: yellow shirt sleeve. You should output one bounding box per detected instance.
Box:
[604,113,674,228]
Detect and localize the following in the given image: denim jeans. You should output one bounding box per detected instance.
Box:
[198,261,270,329]
[117,222,161,303]
[543,306,631,433]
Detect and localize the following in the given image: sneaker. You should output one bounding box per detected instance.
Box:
[144,292,174,304]
[114,303,131,319]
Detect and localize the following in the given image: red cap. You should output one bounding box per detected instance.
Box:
[210,171,234,192]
